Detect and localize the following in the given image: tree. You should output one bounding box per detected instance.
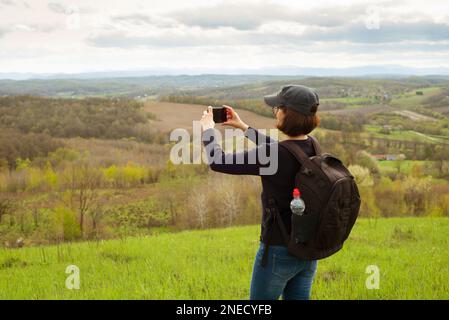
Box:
[395,157,404,175]
[355,150,380,175]
[89,204,105,239]
[348,165,373,187]
[433,145,448,177]
[65,162,103,236]
[410,163,423,178]
[217,177,240,227]
[331,144,349,166]
[0,196,14,224]
[402,176,432,216]
[190,190,208,229]
[0,158,8,172]
[54,207,81,241]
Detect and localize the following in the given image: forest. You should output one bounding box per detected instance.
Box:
[0,77,448,248]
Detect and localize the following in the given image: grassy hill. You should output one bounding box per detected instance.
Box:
[1,217,448,300]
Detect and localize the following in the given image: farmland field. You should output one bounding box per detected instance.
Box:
[322,104,395,116]
[0,217,448,300]
[392,87,442,107]
[377,160,435,175]
[144,101,277,133]
[363,124,445,144]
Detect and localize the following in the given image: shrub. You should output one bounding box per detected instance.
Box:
[348,165,373,187]
[54,207,81,241]
[355,150,380,175]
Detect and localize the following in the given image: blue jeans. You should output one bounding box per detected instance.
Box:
[250,242,318,300]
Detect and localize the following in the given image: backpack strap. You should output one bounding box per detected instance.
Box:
[270,197,290,245]
[260,205,274,268]
[308,135,322,155]
[261,196,290,268]
[279,140,317,175]
[279,135,329,178]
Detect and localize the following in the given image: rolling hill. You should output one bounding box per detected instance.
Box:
[0,217,448,299]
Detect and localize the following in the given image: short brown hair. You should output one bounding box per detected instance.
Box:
[276,104,320,136]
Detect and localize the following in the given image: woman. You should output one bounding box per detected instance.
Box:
[200,85,321,300]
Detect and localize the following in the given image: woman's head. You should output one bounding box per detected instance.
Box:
[264,84,320,136]
[274,104,320,136]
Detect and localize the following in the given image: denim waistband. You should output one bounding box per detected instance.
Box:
[259,241,289,253]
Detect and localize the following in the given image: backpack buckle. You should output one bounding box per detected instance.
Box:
[301,167,313,176]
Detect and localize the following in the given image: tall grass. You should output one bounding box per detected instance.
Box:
[0,217,448,299]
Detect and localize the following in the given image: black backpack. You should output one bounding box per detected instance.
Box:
[261,135,361,266]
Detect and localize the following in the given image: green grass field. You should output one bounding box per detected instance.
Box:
[377,160,435,175]
[1,218,448,300]
[363,124,444,144]
[321,97,375,105]
[392,87,442,108]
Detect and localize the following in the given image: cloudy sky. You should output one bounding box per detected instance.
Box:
[1,0,449,74]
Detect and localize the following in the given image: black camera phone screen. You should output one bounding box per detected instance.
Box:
[212,106,228,123]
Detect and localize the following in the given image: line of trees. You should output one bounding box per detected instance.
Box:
[0,129,64,170]
[1,157,448,247]
[0,95,158,142]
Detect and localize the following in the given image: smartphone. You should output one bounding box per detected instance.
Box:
[212,106,228,123]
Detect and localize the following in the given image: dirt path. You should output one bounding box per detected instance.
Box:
[393,110,438,122]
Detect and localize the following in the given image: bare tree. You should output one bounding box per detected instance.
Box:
[88,194,111,238]
[0,196,14,224]
[159,190,178,226]
[66,162,103,236]
[395,157,404,175]
[434,145,448,177]
[89,205,104,239]
[190,190,208,229]
[218,177,240,227]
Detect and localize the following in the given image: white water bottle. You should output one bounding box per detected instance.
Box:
[290,188,305,216]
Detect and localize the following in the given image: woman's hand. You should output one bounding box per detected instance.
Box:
[200,106,215,131]
[222,105,249,131]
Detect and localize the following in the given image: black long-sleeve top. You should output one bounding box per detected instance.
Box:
[202,126,317,246]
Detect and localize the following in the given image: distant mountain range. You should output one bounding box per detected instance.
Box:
[2,65,449,80]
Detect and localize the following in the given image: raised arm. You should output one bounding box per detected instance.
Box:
[200,106,278,176]
[221,105,276,146]
[244,126,277,146]
[202,127,274,175]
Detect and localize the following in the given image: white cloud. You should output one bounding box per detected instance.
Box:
[47,1,66,14]
[168,1,367,30]
[0,0,449,73]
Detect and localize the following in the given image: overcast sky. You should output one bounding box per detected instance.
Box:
[1,0,449,74]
